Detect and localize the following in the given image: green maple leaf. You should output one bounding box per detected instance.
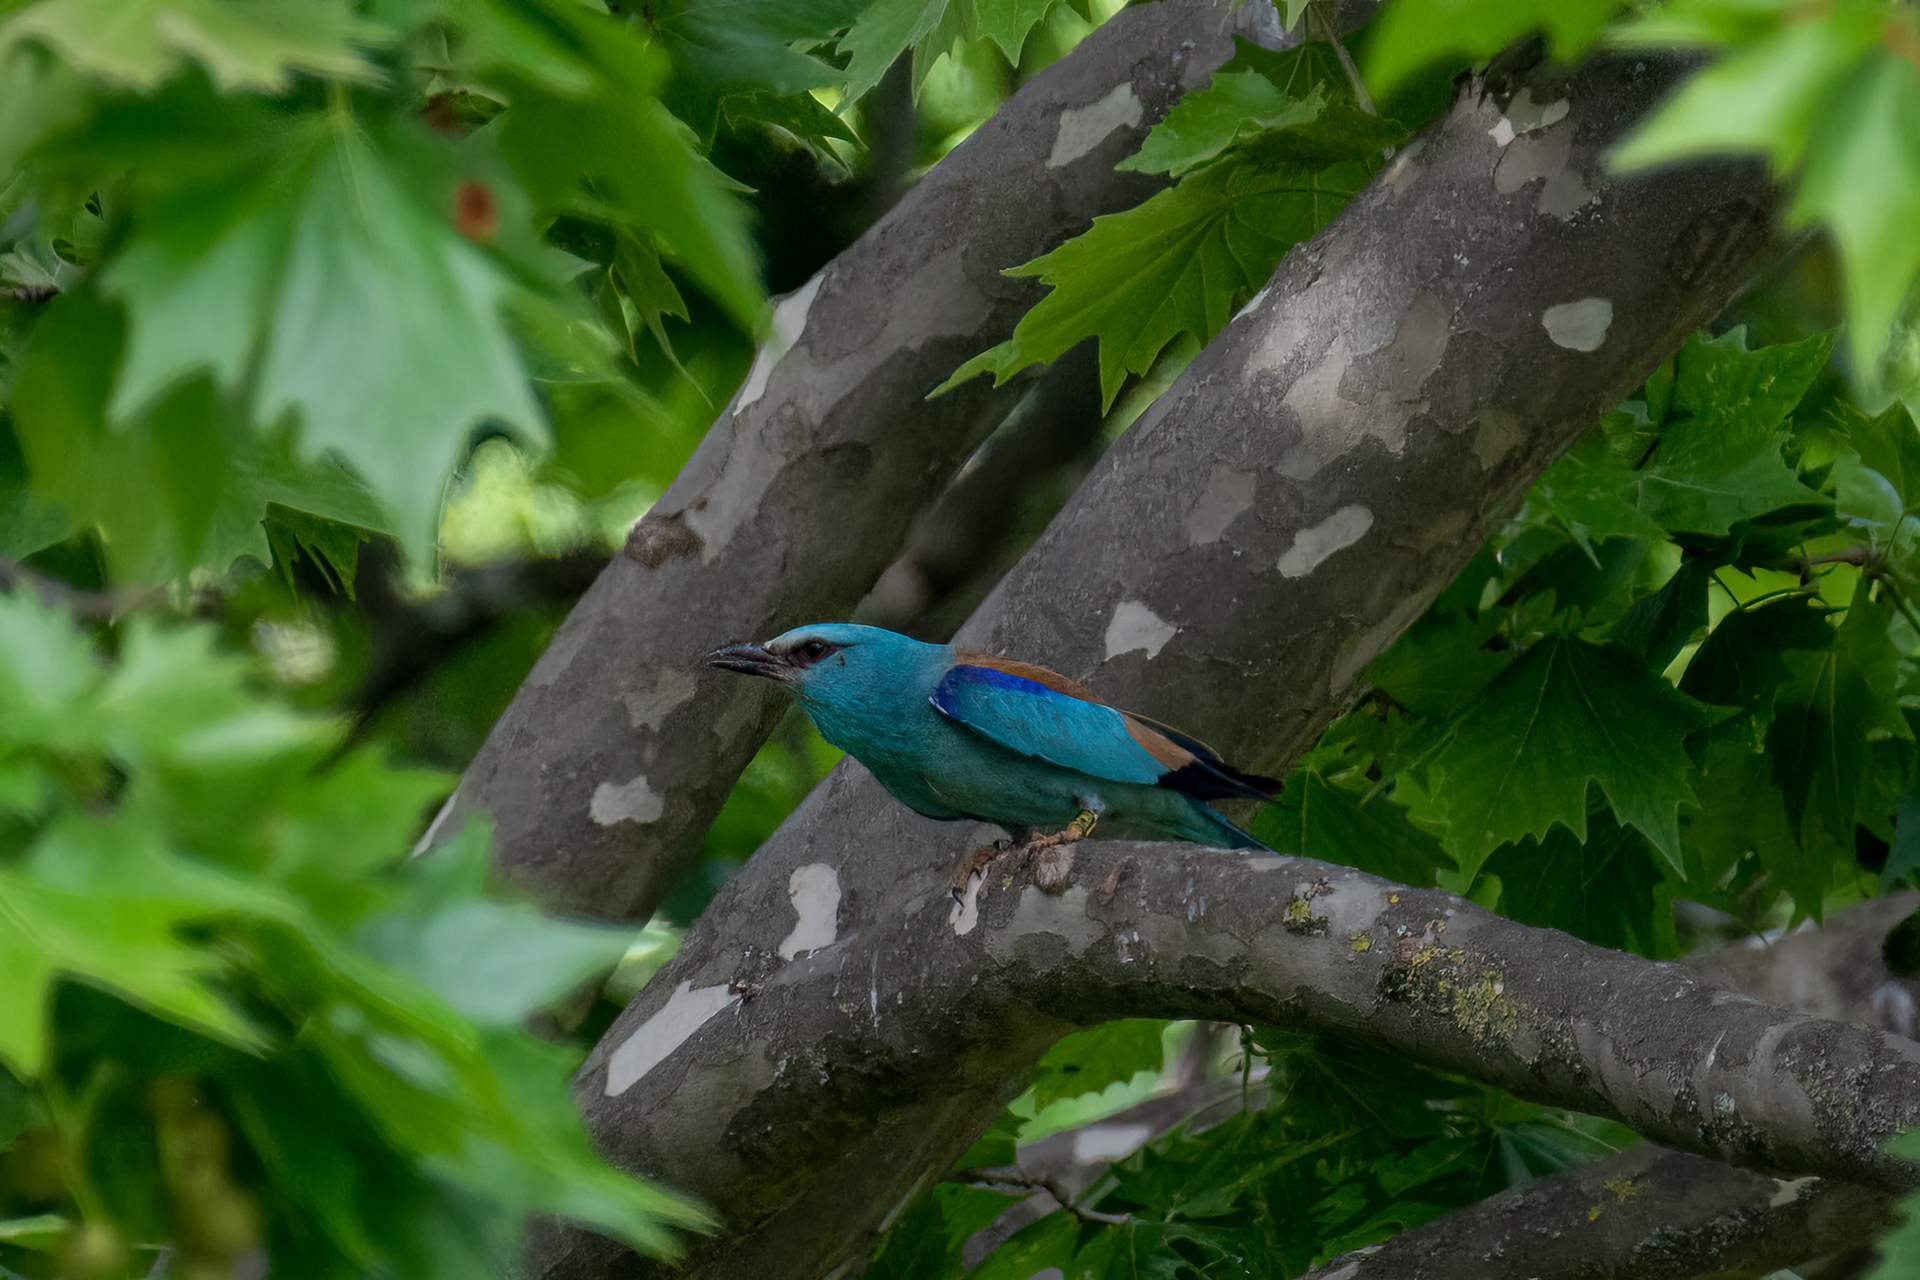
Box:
[1843,400,1920,505]
[837,0,945,104]
[969,0,1081,71]
[0,0,383,93]
[1413,637,1719,882]
[1679,593,1834,723]
[1537,330,1829,538]
[1029,1020,1165,1110]
[1613,558,1712,670]
[644,0,864,97]
[1483,812,1676,958]
[1252,756,1451,887]
[99,127,543,563]
[1121,73,1328,176]
[1681,738,1800,911]
[940,155,1372,408]
[1768,577,1909,883]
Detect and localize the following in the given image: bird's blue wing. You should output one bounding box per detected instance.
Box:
[930,663,1168,785]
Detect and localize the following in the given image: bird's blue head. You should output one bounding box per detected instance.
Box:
[705,623,949,736]
[707,623,944,690]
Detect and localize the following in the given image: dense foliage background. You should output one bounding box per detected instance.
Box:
[3,0,1920,1275]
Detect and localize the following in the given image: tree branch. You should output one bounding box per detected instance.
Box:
[971,896,1920,1280]
[1300,1143,1893,1280]
[542,49,1792,1279]
[440,0,1247,921]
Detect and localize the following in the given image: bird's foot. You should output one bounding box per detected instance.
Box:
[948,812,1099,903]
[951,838,1014,904]
[1027,809,1098,895]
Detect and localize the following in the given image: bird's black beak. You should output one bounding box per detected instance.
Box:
[706,641,789,680]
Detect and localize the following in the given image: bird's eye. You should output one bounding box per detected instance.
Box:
[801,640,828,660]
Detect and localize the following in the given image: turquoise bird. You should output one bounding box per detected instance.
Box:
[707,623,1278,894]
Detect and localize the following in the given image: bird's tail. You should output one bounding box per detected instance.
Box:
[1200,806,1273,852]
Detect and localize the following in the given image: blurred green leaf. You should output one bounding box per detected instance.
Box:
[0,0,384,93]
[360,825,629,1027]
[0,589,705,1268]
[1365,0,1616,97]
[102,127,545,563]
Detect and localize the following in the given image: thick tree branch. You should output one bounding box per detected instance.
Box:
[976,897,1920,1280]
[441,0,1246,920]
[1280,894,1920,1280]
[1300,1143,1893,1280]
[544,50,1794,1280]
[1001,850,1920,1189]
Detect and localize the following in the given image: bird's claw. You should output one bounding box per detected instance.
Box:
[950,838,1014,903]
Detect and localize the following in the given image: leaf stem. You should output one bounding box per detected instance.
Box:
[1721,582,1820,615]
[1308,0,1376,115]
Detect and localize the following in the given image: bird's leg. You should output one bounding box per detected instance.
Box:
[1030,809,1098,894]
[1025,808,1100,852]
[950,810,1100,903]
[951,837,1015,903]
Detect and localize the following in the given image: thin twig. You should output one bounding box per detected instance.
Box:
[947,1167,1132,1225]
[1308,0,1376,115]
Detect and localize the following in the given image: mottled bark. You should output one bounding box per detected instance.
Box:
[969,896,1920,1280]
[438,0,1244,920]
[1300,1144,1894,1280]
[1279,893,1920,1280]
[540,50,1802,1280]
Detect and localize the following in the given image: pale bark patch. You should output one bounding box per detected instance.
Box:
[1049,83,1143,168]
[621,668,699,731]
[590,773,664,825]
[604,980,739,1096]
[1185,466,1258,545]
[739,273,825,409]
[1071,1123,1153,1161]
[1104,600,1178,659]
[1542,297,1614,351]
[778,863,842,960]
[1277,504,1373,577]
